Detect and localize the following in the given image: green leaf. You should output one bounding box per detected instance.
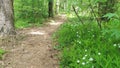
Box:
[0,49,6,55]
[103,13,119,19]
[0,49,6,59]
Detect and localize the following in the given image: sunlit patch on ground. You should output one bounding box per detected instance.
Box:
[68,14,75,18]
[49,22,61,25]
[49,20,62,26]
[29,31,46,35]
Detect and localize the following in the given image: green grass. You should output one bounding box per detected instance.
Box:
[0,49,6,59]
[54,17,120,68]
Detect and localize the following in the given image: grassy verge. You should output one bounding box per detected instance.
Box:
[53,17,120,68]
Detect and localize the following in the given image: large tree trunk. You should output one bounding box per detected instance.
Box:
[0,0,15,36]
[48,0,54,17]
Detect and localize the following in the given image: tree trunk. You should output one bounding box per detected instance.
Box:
[63,0,67,11]
[0,0,15,36]
[56,0,59,14]
[48,0,54,17]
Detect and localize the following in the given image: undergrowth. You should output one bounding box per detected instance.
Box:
[14,0,47,29]
[15,18,45,29]
[54,17,120,68]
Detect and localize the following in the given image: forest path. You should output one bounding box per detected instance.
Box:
[1,14,66,68]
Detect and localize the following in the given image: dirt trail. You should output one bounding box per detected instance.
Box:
[0,14,66,68]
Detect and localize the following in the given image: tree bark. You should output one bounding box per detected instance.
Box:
[0,0,15,36]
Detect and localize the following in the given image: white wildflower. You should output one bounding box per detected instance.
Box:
[82,62,85,65]
[82,57,86,60]
[78,41,81,44]
[85,54,88,57]
[92,66,94,68]
[77,60,80,63]
[98,52,101,55]
[118,45,120,48]
[85,49,87,52]
[86,61,89,64]
[113,44,117,47]
[89,58,94,61]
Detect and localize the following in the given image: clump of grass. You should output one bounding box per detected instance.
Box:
[0,49,6,59]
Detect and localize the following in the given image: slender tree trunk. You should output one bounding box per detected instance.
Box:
[0,0,15,36]
[48,0,54,17]
[56,0,59,14]
[63,0,67,11]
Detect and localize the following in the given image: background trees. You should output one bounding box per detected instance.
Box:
[48,0,54,17]
[0,0,119,35]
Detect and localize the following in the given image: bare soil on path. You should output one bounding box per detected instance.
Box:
[0,14,66,68]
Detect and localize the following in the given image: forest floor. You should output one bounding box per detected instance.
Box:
[0,14,66,68]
